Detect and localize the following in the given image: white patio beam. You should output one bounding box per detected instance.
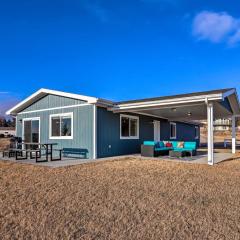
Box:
[232,115,236,154]
[207,103,214,165]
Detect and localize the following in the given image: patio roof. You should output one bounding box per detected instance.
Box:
[109,88,240,121]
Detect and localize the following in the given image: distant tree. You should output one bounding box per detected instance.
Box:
[0,117,15,127]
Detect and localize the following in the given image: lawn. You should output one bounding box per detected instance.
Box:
[1,158,240,239]
[0,138,10,150]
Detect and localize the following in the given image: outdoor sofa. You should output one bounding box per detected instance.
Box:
[141,141,197,157]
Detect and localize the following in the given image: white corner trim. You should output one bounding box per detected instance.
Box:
[170,122,177,139]
[93,105,97,159]
[15,115,18,136]
[49,112,73,140]
[120,114,139,140]
[232,115,236,154]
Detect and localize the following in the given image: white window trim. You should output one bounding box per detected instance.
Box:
[120,114,139,140]
[170,122,177,139]
[22,117,41,143]
[49,112,73,140]
[195,126,199,139]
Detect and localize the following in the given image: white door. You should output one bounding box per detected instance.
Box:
[154,121,161,142]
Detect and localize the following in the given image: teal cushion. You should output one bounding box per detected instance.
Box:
[144,141,156,146]
[184,142,196,150]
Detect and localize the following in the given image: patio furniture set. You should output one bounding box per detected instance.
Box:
[141,141,197,158]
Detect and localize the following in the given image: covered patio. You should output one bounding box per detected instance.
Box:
[110,88,240,165]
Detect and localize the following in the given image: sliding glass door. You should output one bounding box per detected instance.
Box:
[23,118,40,147]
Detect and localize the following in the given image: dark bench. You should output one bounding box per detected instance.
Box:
[62,148,88,159]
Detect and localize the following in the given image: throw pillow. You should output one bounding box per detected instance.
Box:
[166,142,172,148]
[177,141,184,148]
[159,141,165,148]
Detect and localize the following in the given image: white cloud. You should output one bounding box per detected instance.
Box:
[192,11,240,46]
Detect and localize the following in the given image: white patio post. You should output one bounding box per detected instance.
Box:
[232,115,236,154]
[207,103,214,165]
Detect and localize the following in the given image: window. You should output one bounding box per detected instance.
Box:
[49,113,73,139]
[170,122,176,139]
[195,126,199,139]
[120,115,139,139]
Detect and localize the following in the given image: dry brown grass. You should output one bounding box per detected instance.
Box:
[0,138,10,150]
[1,158,240,239]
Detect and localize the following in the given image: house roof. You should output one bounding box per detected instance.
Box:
[6,88,240,119]
[115,88,235,105]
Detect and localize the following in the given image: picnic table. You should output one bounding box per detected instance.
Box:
[14,142,62,162]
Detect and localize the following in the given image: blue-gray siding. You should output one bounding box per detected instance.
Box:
[97,107,199,158]
[22,94,86,112]
[16,94,94,159]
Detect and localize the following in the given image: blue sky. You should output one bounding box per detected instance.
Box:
[1,0,240,115]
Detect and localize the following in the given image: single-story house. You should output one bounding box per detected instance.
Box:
[6,88,240,165]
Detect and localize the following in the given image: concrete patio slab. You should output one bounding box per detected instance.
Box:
[0,148,239,168]
[0,155,131,168]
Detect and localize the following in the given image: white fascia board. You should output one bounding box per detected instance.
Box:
[110,94,223,112]
[41,89,98,103]
[6,89,45,115]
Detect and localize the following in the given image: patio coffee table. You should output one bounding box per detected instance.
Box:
[169,150,186,158]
